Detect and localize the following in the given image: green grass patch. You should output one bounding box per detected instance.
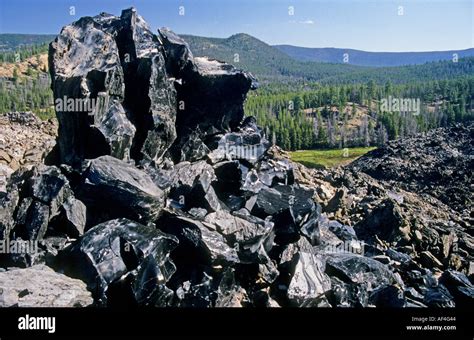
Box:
[35,108,56,121]
[290,147,376,168]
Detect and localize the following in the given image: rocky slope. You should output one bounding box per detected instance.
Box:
[0,8,472,308]
[351,124,473,215]
[0,112,57,192]
[273,124,474,307]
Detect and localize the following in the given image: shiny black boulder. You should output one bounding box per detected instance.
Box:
[58,218,178,306]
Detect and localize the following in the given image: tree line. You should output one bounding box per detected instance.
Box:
[0,73,55,119]
[0,43,49,64]
[245,77,474,150]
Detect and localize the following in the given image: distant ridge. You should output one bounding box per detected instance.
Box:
[2,33,472,67]
[273,45,474,67]
[180,33,474,84]
[0,34,56,51]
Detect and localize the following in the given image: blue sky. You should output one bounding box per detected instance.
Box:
[0,0,472,52]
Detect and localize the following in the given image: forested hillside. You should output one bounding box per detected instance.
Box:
[245,77,474,150]
[0,42,53,119]
[181,33,363,82]
[182,33,474,85]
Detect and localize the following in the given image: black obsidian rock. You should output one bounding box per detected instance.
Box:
[439,270,474,307]
[369,285,406,307]
[78,155,165,224]
[325,253,401,290]
[49,8,178,165]
[59,218,178,306]
[157,211,239,266]
[247,184,317,245]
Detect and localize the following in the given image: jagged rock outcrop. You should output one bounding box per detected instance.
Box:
[49,8,256,166]
[158,29,257,163]
[1,8,472,308]
[49,14,133,165]
[49,8,175,165]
